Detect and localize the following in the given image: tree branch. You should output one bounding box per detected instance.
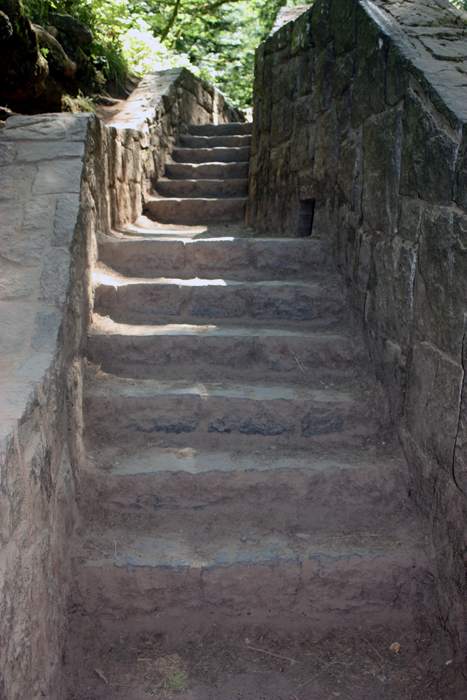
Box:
[160,0,182,42]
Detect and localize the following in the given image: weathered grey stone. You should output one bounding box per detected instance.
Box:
[52,193,80,246]
[298,50,315,97]
[365,236,417,347]
[15,141,85,163]
[289,96,314,171]
[270,101,293,147]
[330,0,356,55]
[0,142,16,164]
[0,302,30,352]
[0,201,22,243]
[414,207,467,358]
[0,165,35,200]
[405,341,463,470]
[400,91,458,205]
[310,45,335,113]
[310,0,331,50]
[12,353,53,379]
[362,107,402,235]
[385,43,410,106]
[0,258,39,298]
[33,159,83,195]
[398,197,425,241]
[32,311,62,352]
[291,8,312,54]
[0,382,35,421]
[351,5,388,126]
[48,12,93,45]
[3,115,69,140]
[337,131,362,209]
[313,108,339,183]
[419,36,467,60]
[330,53,353,99]
[39,248,71,304]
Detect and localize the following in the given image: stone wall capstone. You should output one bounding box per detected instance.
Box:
[247,0,467,655]
[0,67,238,700]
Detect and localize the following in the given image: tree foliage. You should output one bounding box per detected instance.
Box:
[20,0,306,107]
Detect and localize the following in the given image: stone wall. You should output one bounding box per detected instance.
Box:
[0,67,237,700]
[247,0,467,656]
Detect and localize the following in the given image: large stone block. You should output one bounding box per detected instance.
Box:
[270,100,293,147]
[310,0,331,51]
[365,236,417,348]
[337,130,362,210]
[291,8,313,55]
[330,0,357,55]
[414,206,467,358]
[405,341,463,471]
[289,95,315,171]
[385,43,409,106]
[351,4,388,126]
[311,45,335,114]
[400,91,458,205]
[299,50,315,97]
[398,197,425,242]
[313,108,339,184]
[362,107,402,236]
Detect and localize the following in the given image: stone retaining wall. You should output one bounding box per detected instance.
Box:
[247,0,467,655]
[0,68,237,700]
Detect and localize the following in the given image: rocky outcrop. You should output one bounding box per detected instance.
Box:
[248,0,467,658]
[0,0,49,106]
[47,12,93,47]
[32,23,76,78]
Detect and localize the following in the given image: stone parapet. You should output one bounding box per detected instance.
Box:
[248,0,467,656]
[0,67,238,699]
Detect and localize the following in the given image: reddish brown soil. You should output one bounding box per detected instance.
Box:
[67,623,466,700]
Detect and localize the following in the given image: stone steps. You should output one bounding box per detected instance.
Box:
[155,177,248,198]
[74,506,432,631]
[93,275,348,326]
[73,119,434,665]
[87,315,365,379]
[81,436,403,511]
[83,372,385,448]
[144,196,247,223]
[98,236,335,280]
[188,122,252,136]
[165,161,249,180]
[172,147,251,164]
[179,134,252,148]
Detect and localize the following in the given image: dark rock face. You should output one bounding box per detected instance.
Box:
[0,0,49,105]
[48,12,93,46]
[248,0,467,658]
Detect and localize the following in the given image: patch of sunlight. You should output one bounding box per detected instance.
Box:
[93,269,125,286]
[178,278,227,286]
[120,18,196,75]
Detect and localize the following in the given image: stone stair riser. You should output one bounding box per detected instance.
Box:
[98,238,336,281]
[94,281,347,324]
[172,147,251,164]
[144,197,246,223]
[165,162,249,180]
[73,552,432,631]
[155,178,248,198]
[180,135,252,148]
[80,464,402,514]
[83,393,383,444]
[188,123,253,136]
[86,332,364,377]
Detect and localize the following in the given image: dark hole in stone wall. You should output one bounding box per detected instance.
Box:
[295,199,315,237]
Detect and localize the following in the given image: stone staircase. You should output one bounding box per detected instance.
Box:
[144,122,251,224]
[69,121,437,697]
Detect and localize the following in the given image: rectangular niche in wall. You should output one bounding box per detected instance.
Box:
[295,199,315,237]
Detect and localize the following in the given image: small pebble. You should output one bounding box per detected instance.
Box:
[240,535,247,542]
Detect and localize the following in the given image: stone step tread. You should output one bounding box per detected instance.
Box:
[88,315,355,340]
[165,162,249,179]
[93,266,344,290]
[154,178,248,198]
[78,517,428,572]
[83,371,377,404]
[97,236,335,280]
[180,135,252,148]
[144,196,247,224]
[188,122,252,135]
[83,437,402,480]
[172,147,251,163]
